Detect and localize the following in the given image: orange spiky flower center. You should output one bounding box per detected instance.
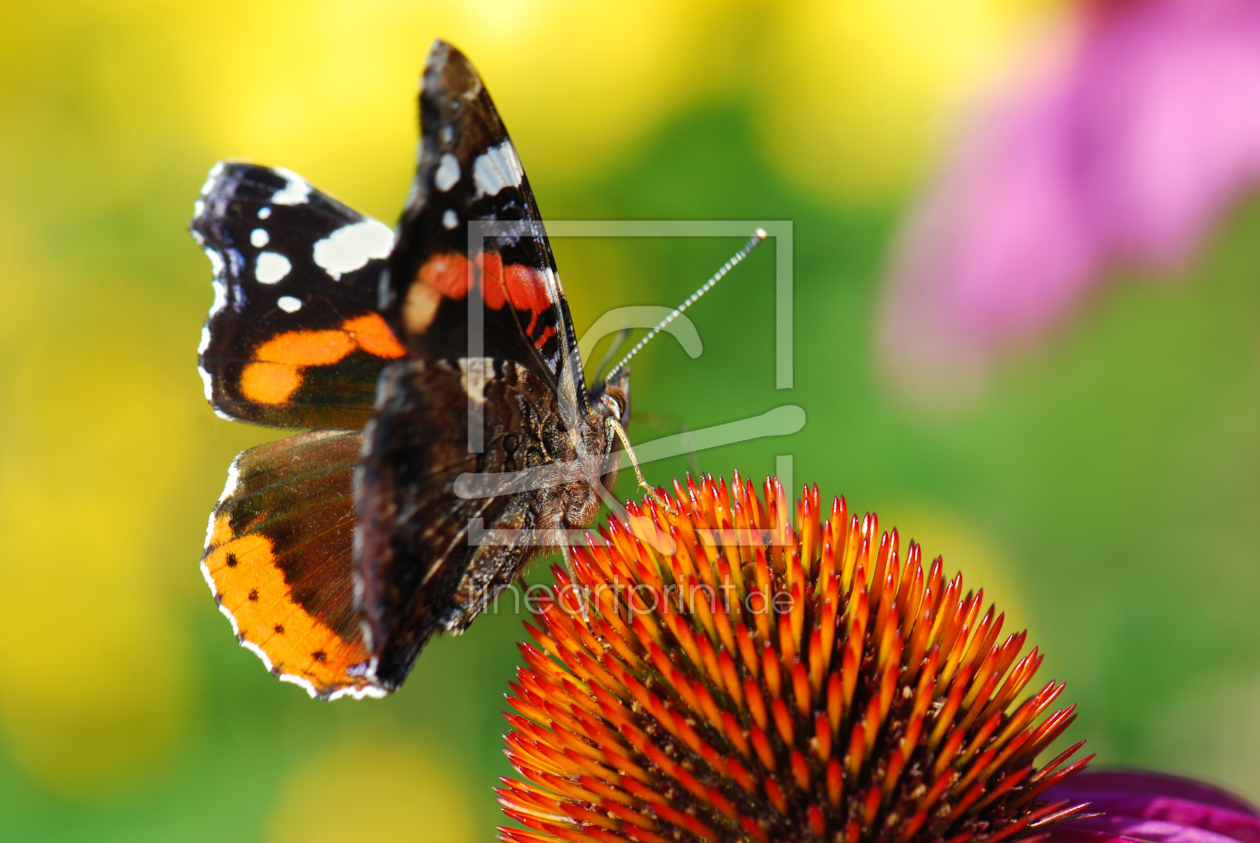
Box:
[498,474,1090,843]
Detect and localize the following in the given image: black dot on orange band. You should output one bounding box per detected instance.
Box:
[313,651,327,663]
[274,624,285,634]
[248,588,259,601]
[226,553,239,568]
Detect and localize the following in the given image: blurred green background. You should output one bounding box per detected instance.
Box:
[3,1,1259,840]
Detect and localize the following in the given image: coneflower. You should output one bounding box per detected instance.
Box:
[497,473,1092,843]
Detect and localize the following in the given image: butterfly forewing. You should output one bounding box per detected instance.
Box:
[357,41,622,689]
[194,162,404,429]
[379,41,586,411]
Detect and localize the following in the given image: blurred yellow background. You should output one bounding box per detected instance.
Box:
[4,0,1260,839]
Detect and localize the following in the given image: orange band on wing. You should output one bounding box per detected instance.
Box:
[239,313,405,404]
[240,362,304,404]
[344,313,406,359]
[257,329,356,367]
[204,514,377,697]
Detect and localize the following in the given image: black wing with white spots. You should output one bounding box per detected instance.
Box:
[378,40,587,413]
[192,162,405,430]
[354,41,627,691]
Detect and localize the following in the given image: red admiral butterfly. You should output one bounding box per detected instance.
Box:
[193,40,643,700]
[193,40,765,701]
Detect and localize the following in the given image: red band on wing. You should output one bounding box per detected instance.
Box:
[532,324,556,349]
[415,252,551,315]
[410,251,555,346]
[479,251,507,309]
[504,264,549,315]
[419,252,473,299]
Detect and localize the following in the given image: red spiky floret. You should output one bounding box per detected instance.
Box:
[498,474,1091,843]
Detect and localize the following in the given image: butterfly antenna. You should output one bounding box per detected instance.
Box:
[603,228,768,383]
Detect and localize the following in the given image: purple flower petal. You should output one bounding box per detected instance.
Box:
[879,79,1100,401]
[1044,770,1260,843]
[880,0,1260,401]
[1076,0,1260,263]
[1051,771,1259,815]
[1048,827,1239,843]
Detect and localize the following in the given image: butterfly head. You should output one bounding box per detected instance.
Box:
[589,366,631,492]
[591,366,630,427]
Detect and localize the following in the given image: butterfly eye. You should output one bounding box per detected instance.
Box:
[602,387,629,426]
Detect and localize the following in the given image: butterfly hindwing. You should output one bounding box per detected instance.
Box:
[193,162,405,430]
[202,430,387,700]
[379,41,586,414]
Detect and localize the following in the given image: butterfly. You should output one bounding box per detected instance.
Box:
[192,40,632,700]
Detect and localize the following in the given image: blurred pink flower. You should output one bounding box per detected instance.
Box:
[879,0,1260,404]
[1045,770,1260,843]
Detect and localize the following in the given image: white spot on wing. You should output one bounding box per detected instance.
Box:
[198,365,214,402]
[199,163,223,196]
[537,265,559,306]
[277,295,302,313]
[258,206,272,219]
[203,512,219,557]
[210,277,227,316]
[255,252,292,284]
[193,199,205,219]
[250,229,269,248]
[442,209,458,229]
[271,167,311,205]
[313,219,393,280]
[435,153,461,192]
[473,141,524,198]
[327,681,388,701]
[218,457,242,505]
[204,248,225,277]
[240,639,277,676]
[198,325,211,354]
